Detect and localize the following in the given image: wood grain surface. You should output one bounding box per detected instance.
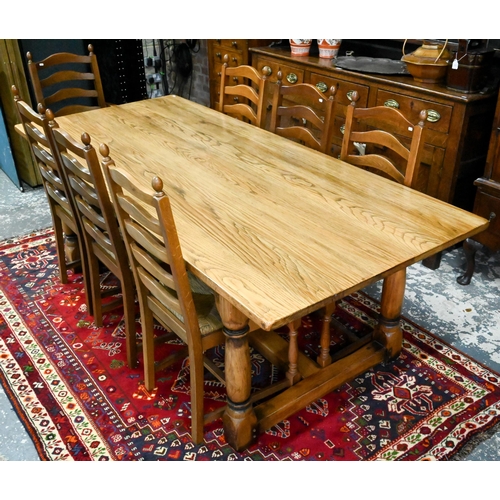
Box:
[55,96,489,330]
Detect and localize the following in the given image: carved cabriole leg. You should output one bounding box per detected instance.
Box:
[373,268,406,361]
[317,301,335,367]
[215,295,257,451]
[286,318,301,385]
[457,238,482,286]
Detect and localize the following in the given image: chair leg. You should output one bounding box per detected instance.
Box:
[121,271,138,368]
[88,252,103,326]
[189,348,206,444]
[141,306,156,392]
[52,215,68,284]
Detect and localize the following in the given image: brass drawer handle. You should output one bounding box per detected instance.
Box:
[346,90,355,101]
[286,73,298,84]
[232,41,238,48]
[426,109,441,123]
[262,65,272,76]
[384,99,400,109]
[232,77,239,82]
[316,82,328,93]
[340,124,345,134]
[216,52,221,59]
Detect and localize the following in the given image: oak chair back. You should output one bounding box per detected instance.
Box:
[218,54,270,128]
[340,90,427,188]
[101,151,226,443]
[11,86,92,304]
[26,44,106,117]
[51,127,138,368]
[269,71,337,154]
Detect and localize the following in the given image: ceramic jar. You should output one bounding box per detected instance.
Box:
[289,39,312,56]
[317,39,342,59]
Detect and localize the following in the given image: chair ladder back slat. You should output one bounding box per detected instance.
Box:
[41,70,97,88]
[277,126,322,151]
[117,193,162,235]
[125,219,171,265]
[224,84,260,106]
[137,267,184,320]
[131,242,177,291]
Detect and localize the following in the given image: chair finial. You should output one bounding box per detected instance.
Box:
[81,132,91,148]
[99,143,110,158]
[37,103,46,115]
[152,176,164,194]
[88,44,94,55]
[26,51,33,63]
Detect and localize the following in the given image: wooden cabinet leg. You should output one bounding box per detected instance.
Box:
[373,268,406,361]
[215,295,257,451]
[457,238,482,286]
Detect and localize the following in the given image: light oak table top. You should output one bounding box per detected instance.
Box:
[54,95,488,331]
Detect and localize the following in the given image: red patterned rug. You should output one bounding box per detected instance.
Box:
[1,228,500,461]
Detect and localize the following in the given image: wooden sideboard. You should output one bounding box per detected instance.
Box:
[458,87,500,284]
[207,39,276,110]
[250,46,498,211]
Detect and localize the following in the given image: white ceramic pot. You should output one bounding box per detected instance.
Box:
[289,39,312,56]
[317,39,342,59]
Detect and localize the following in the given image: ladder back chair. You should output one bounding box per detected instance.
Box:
[269,71,337,154]
[268,75,337,369]
[11,85,92,309]
[218,54,270,128]
[101,150,227,443]
[51,126,138,368]
[325,90,428,364]
[26,44,107,117]
[340,90,427,188]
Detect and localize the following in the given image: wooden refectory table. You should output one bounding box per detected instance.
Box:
[53,95,488,451]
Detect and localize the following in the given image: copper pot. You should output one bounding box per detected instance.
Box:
[401,41,451,84]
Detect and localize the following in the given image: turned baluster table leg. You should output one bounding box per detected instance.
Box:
[215,295,257,451]
[317,301,335,367]
[373,268,406,361]
[286,318,302,385]
[61,222,81,271]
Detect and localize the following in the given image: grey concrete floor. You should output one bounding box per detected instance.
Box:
[0,166,499,461]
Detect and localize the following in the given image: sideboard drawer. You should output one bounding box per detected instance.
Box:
[211,51,245,70]
[376,90,453,135]
[213,39,246,52]
[309,73,369,109]
[254,57,304,85]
